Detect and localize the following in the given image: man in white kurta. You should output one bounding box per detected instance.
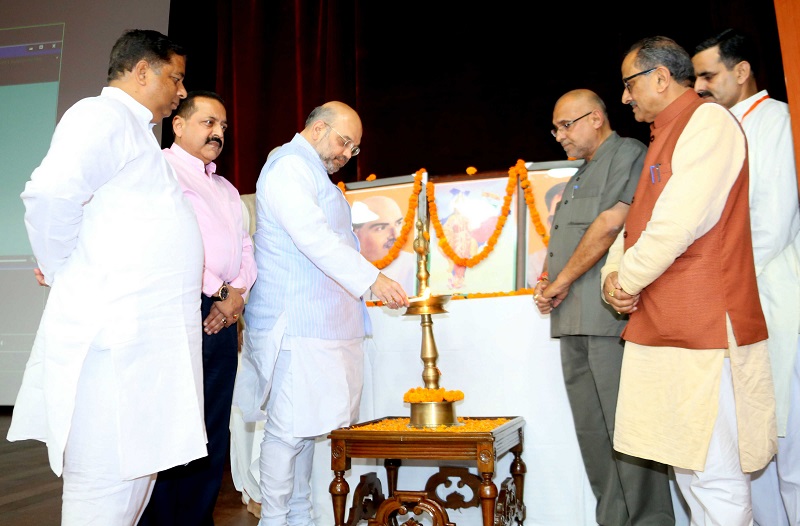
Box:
[693,29,800,526]
[233,101,407,526]
[7,30,207,525]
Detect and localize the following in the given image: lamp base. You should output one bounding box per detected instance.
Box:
[408,401,462,428]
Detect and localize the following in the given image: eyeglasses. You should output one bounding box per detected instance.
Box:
[622,67,657,92]
[550,111,592,138]
[324,123,360,156]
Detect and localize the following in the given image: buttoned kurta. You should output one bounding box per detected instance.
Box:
[234,134,378,436]
[732,90,800,436]
[601,102,776,472]
[8,87,207,479]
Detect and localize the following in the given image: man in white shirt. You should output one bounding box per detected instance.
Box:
[233,101,408,526]
[693,28,800,526]
[8,29,207,525]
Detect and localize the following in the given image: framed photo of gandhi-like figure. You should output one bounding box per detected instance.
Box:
[426,174,518,296]
[344,174,420,300]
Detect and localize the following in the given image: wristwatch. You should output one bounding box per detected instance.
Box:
[215,283,229,301]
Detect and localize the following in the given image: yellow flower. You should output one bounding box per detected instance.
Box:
[466,166,477,175]
[403,386,465,403]
[355,417,509,432]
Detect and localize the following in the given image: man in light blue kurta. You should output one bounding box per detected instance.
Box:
[233,101,408,526]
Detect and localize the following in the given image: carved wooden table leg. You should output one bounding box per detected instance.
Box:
[345,472,385,525]
[510,437,527,523]
[330,470,350,526]
[384,458,401,498]
[478,472,498,526]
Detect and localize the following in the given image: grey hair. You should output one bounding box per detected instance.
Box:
[305,105,337,127]
[626,36,695,85]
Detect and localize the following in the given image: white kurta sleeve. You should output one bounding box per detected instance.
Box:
[746,102,800,275]
[21,100,128,284]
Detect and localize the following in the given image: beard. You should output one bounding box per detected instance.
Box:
[319,152,348,174]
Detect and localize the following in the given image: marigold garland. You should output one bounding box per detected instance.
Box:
[341,159,549,278]
[427,164,516,267]
[368,169,424,269]
[515,158,549,246]
[339,169,425,270]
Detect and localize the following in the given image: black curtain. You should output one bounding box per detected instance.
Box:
[168,0,786,194]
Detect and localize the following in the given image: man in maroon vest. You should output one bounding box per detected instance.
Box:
[602,35,777,525]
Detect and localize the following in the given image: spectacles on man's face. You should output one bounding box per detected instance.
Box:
[550,111,592,138]
[324,123,360,156]
[622,67,657,93]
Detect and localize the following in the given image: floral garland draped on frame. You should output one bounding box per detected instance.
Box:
[340,159,549,287]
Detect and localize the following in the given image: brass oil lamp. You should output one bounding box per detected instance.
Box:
[404,196,459,428]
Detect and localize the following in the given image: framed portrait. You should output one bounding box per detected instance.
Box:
[426,175,518,296]
[519,160,583,289]
[344,174,420,299]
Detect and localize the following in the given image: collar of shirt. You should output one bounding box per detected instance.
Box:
[101,86,159,129]
[169,142,217,177]
[729,89,769,121]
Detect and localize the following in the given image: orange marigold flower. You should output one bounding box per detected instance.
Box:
[403,386,465,403]
[466,166,478,175]
[354,417,509,432]
[366,173,377,181]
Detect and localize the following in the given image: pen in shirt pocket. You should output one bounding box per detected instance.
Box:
[649,163,661,183]
[571,184,579,198]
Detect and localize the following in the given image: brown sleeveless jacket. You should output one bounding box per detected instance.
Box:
[622,90,767,348]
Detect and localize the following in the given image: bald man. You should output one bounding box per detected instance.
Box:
[353,195,416,299]
[233,101,408,525]
[534,89,674,525]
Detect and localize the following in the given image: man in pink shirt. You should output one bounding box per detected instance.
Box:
[139,90,257,525]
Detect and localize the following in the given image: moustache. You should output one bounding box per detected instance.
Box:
[206,136,223,147]
[697,91,712,98]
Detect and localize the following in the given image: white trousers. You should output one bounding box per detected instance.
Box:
[752,341,800,526]
[674,358,753,526]
[230,350,265,506]
[62,344,156,525]
[258,349,316,526]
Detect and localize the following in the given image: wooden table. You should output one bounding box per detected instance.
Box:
[328,416,526,525]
